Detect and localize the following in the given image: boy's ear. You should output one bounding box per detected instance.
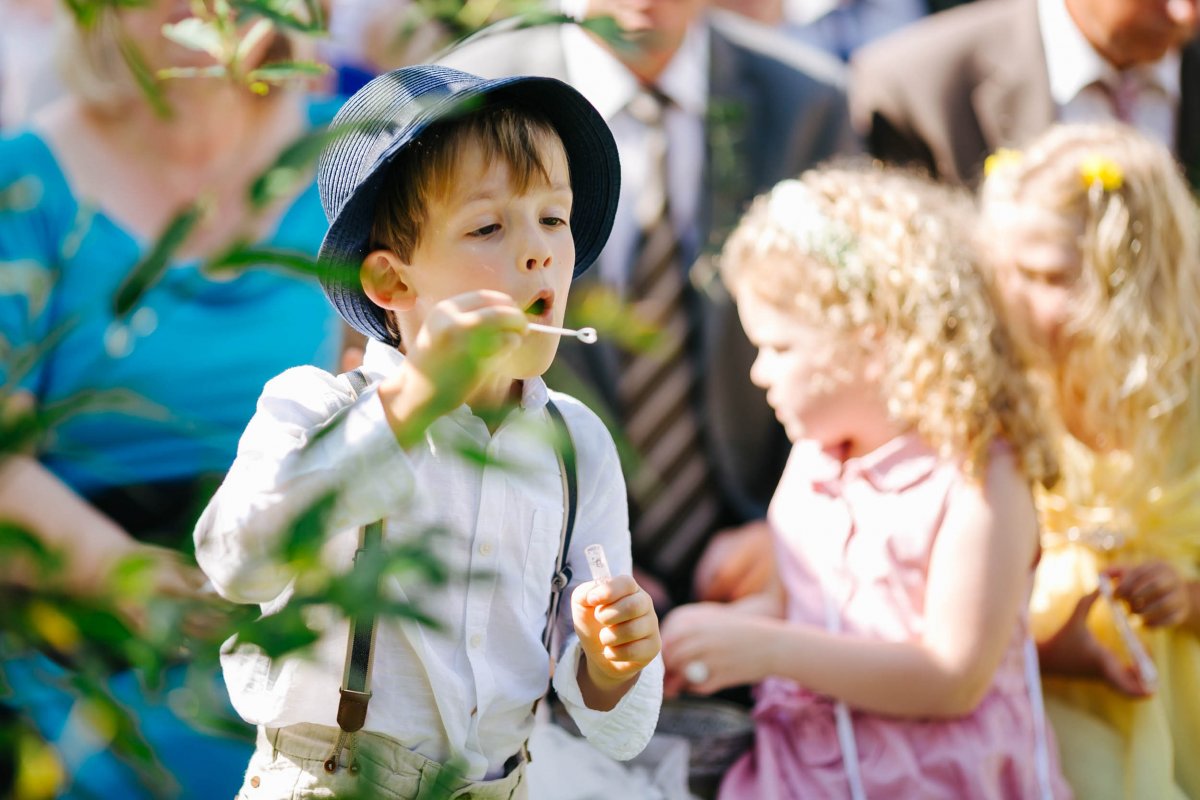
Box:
[360,249,416,311]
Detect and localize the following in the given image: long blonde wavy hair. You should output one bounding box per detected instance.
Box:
[721,164,1057,488]
[980,123,1200,494]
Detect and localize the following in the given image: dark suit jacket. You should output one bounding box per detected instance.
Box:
[439,12,858,594]
[850,0,1200,186]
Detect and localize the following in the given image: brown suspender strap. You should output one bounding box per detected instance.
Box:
[337,368,377,733]
[542,398,577,657]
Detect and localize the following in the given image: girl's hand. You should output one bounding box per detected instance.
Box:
[1107,561,1191,629]
[692,520,775,603]
[572,575,661,708]
[1037,590,1152,697]
[661,601,774,698]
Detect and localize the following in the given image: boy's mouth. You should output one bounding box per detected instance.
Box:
[525,291,553,320]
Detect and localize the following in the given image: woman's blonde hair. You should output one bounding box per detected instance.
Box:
[54,4,311,114]
[721,163,1057,487]
[980,123,1200,489]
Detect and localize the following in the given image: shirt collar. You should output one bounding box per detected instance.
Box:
[809,433,940,495]
[1037,0,1181,105]
[361,338,550,415]
[561,19,709,120]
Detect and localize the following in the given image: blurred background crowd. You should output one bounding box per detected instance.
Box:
[0,0,1196,797]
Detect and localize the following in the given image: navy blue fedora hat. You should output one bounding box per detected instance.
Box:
[316,64,621,343]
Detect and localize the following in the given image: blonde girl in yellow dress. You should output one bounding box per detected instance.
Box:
[980,123,1200,800]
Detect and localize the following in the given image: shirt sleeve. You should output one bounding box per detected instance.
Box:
[0,134,68,393]
[193,366,419,605]
[548,396,663,759]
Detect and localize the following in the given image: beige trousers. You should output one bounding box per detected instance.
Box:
[236,723,527,800]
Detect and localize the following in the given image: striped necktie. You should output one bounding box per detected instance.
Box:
[620,86,720,576]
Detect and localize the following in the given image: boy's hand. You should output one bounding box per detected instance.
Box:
[379,291,526,443]
[572,575,661,710]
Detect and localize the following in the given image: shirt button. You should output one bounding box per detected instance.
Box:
[479,542,493,556]
[470,634,483,648]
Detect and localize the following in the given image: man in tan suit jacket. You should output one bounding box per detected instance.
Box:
[850,0,1199,186]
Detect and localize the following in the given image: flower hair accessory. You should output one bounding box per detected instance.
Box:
[1080,154,1123,192]
[984,147,1023,178]
[767,180,867,293]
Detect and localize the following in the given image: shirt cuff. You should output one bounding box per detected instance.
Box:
[552,640,663,760]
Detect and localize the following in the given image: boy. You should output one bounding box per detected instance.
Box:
[194,65,663,799]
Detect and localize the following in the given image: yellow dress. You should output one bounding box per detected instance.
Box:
[1030,440,1200,800]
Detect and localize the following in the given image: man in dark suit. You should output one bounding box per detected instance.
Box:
[851,0,1199,186]
[439,0,857,606]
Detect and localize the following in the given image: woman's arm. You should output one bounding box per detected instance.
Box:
[663,451,1038,718]
[0,455,142,594]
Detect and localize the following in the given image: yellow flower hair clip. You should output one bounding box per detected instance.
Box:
[983,148,1023,177]
[1080,154,1123,192]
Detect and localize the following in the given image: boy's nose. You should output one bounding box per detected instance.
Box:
[520,227,554,271]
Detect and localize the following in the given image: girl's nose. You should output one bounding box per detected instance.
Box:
[749,352,770,390]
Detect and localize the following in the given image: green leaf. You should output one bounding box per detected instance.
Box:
[112,202,204,317]
[0,522,64,578]
[156,65,228,81]
[161,17,227,58]
[229,0,327,33]
[279,492,339,564]
[247,119,381,209]
[246,60,330,83]
[207,244,322,278]
[116,32,173,119]
[231,605,321,659]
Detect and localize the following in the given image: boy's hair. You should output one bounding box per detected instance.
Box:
[721,163,1058,488]
[368,104,562,344]
[981,123,1200,489]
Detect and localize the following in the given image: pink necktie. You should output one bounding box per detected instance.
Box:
[1105,72,1139,124]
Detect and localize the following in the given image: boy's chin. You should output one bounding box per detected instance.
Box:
[498,342,560,383]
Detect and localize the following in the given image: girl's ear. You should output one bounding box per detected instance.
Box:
[360,249,416,311]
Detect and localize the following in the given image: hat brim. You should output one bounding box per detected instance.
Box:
[318,75,620,343]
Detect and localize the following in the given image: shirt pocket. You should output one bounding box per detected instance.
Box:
[521,506,564,620]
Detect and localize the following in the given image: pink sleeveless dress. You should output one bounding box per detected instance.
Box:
[720,435,1072,800]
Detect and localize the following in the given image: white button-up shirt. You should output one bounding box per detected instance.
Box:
[1038,0,1180,148]
[561,21,709,293]
[195,339,663,780]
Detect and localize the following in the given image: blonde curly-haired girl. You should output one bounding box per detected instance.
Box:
[981,122,1200,800]
[662,164,1069,800]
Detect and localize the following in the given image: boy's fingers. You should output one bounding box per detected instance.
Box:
[597,614,657,647]
[603,638,659,665]
[584,574,639,606]
[594,590,653,625]
[446,289,517,310]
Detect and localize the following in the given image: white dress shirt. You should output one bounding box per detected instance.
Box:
[195,339,663,781]
[561,22,709,292]
[1038,0,1180,148]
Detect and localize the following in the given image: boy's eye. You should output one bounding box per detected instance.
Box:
[471,224,500,237]
[541,217,568,228]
